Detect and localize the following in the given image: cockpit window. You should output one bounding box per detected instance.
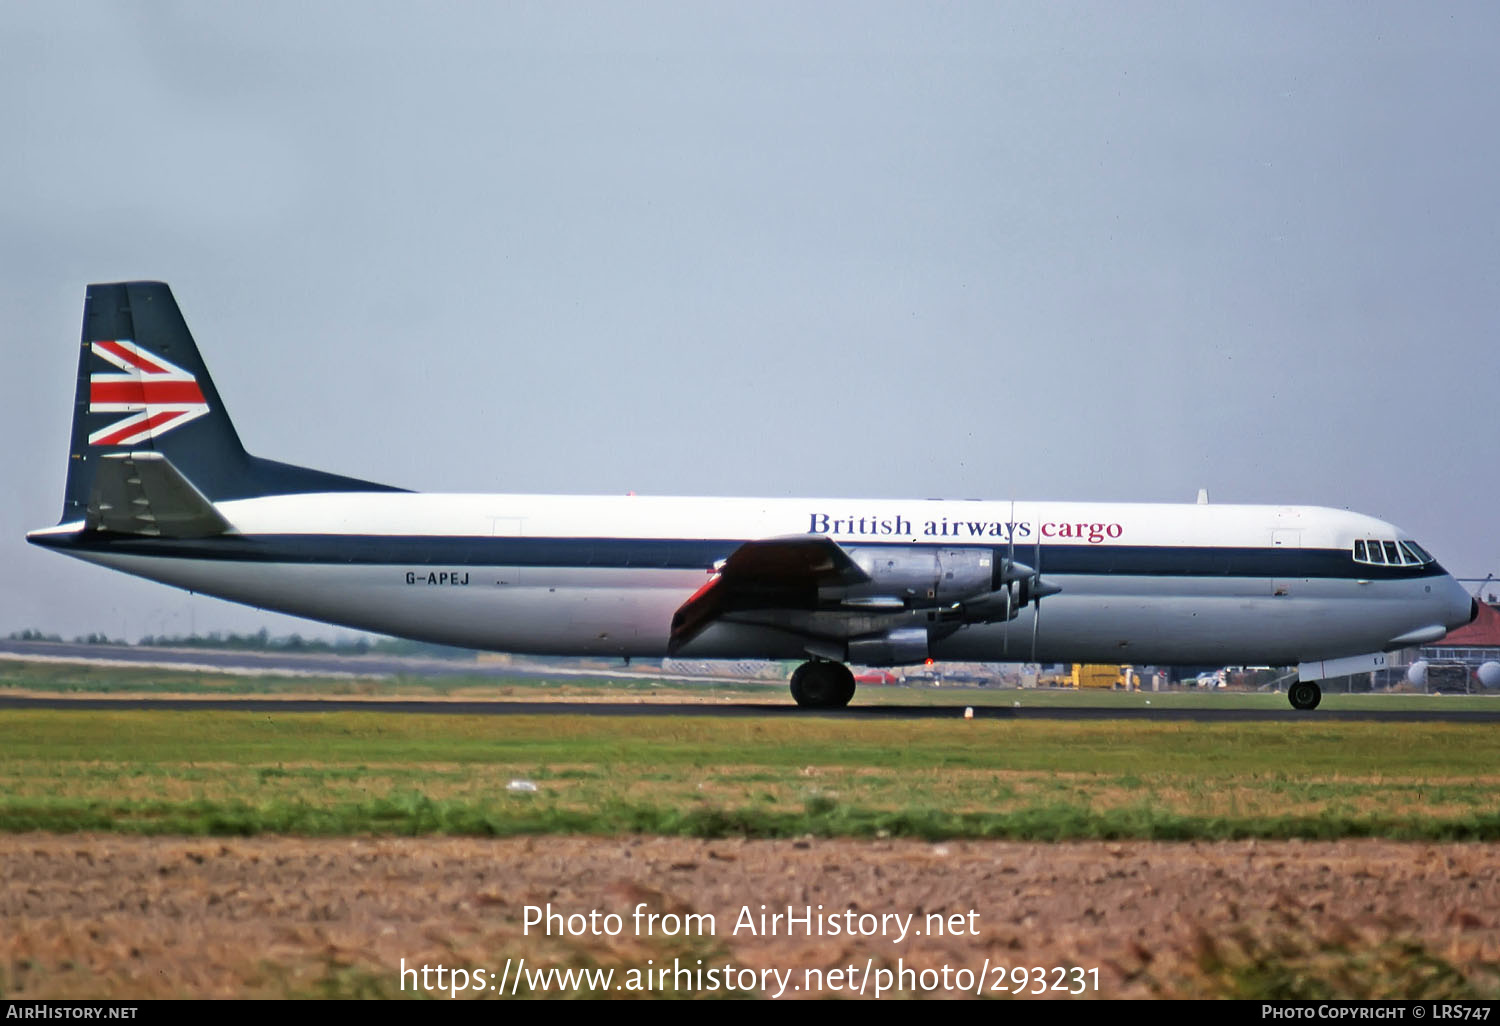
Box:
[1354,538,1434,567]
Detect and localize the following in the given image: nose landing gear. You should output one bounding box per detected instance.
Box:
[1288,680,1322,711]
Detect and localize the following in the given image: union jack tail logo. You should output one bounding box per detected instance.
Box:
[87,339,210,447]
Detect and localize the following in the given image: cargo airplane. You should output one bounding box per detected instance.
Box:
[27,283,1478,710]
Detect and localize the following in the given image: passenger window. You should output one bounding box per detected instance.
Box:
[1354,540,1367,562]
[1382,541,1401,564]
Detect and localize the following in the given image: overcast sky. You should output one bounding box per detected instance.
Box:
[4,2,1498,642]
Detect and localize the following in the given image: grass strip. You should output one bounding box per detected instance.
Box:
[5,793,1500,842]
[3,709,1498,841]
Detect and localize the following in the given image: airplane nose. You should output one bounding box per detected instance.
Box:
[1440,578,1479,630]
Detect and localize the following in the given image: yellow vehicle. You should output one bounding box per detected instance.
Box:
[1071,664,1123,689]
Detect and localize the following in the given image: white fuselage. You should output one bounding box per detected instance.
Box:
[33,493,1476,667]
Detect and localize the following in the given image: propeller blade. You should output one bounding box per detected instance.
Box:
[1029,531,1042,663]
[1003,500,1016,656]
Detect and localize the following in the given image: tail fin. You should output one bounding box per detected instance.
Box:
[61,281,402,524]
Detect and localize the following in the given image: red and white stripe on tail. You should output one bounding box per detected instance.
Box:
[87,339,209,446]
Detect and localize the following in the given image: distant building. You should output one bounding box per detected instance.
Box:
[1420,601,1500,668]
[1363,601,1499,692]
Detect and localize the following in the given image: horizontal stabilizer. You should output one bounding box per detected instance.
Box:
[86,451,235,537]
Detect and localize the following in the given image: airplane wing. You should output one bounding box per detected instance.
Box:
[668,535,870,654]
[86,451,236,537]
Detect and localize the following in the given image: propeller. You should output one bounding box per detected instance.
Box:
[1023,532,1063,662]
[1030,531,1042,663]
[1003,501,1016,656]
[995,502,1058,658]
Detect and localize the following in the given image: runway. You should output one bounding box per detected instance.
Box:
[3,694,1498,722]
[5,638,1496,722]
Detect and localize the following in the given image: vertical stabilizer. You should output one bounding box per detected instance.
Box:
[60,282,400,524]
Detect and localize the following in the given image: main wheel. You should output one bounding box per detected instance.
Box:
[1288,680,1322,711]
[789,661,856,709]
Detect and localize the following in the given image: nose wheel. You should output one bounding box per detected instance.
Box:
[1288,680,1322,711]
[789,661,856,709]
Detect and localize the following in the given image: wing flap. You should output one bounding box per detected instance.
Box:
[86,451,236,537]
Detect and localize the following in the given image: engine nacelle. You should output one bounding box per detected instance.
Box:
[847,627,929,666]
[952,587,1016,623]
[831,547,1001,607]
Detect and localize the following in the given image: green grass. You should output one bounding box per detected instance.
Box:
[2,708,1493,772]
[2,709,1498,840]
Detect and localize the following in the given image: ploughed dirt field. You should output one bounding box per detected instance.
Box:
[3,835,1498,999]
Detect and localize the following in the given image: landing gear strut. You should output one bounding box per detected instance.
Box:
[789,661,856,709]
[1288,680,1322,711]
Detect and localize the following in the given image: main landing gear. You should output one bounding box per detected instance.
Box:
[1288,680,1322,711]
[789,660,856,709]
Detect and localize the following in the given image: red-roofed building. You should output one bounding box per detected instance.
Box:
[1423,601,1500,662]
[1382,601,1500,692]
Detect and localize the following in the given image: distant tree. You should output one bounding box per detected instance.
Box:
[7,629,63,643]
